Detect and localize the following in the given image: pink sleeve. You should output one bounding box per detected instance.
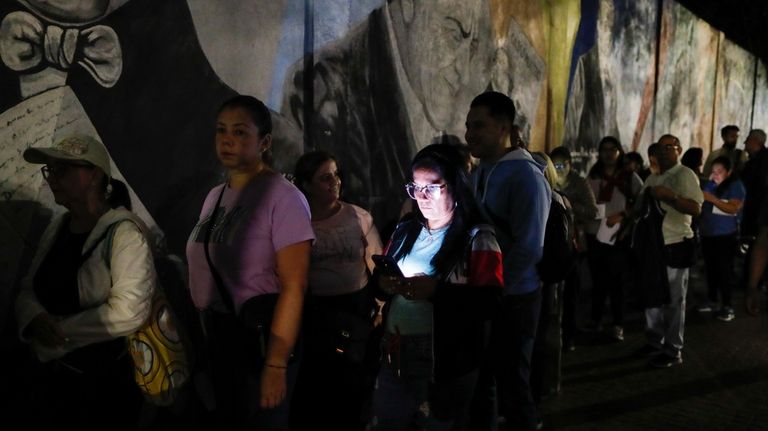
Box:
[271,185,315,251]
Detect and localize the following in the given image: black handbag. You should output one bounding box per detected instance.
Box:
[305,288,374,365]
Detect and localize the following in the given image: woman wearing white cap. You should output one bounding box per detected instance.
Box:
[15,135,155,429]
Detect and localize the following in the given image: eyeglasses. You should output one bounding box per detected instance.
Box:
[554,162,567,171]
[599,146,620,153]
[405,182,446,200]
[660,144,680,151]
[40,162,94,180]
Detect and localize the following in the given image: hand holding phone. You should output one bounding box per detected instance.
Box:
[372,254,404,278]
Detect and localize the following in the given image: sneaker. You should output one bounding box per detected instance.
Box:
[696,303,713,313]
[716,307,735,322]
[634,344,662,357]
[612,325,624,342]
[649,353,683,368]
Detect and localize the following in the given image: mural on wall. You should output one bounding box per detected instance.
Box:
[280,0,544,226]
[754,61,768,132]
[562,0,768,174]
[712,36,756,150]
[563,0,658,172]
[2,0,768,329]
[653,0,718,150]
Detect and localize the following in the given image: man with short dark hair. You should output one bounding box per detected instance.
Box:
[465,91,551,430]
[637,134,703,368]
[741,129,768,239]
[702,125,746,178]
[639,142,660,182]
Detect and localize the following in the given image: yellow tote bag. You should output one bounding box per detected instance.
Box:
[127,293,190,406]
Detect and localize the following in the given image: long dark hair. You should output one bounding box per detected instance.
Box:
[392,144,486,278]
[293,150,340,197]
[681,147,703,173]
[588,136,625,179]
[711,156,736,197]
[101,176,131,210]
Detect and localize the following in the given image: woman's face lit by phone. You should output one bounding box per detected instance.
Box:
[710,163,729,185]
[412,167,454,229]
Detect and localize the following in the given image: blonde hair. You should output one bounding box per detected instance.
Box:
[532,151,558,188]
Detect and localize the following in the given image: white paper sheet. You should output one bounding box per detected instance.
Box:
[596,217,620,245]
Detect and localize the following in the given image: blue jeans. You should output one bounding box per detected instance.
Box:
[372,365,479,430]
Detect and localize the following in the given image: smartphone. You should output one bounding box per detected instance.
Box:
[372,254,404,278]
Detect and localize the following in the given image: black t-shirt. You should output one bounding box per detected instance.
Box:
[32,222,126,372]
[33,226,90,315]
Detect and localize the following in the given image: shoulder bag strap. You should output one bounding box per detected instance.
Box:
[79,221,122,268]
[202,183,236,314]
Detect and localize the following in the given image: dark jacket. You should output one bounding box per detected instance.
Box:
[376,218,503,379]
[631,189,670,307]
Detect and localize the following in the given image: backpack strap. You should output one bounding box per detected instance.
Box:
[79,221,123,269]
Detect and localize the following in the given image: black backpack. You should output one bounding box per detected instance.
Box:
[536,191,577,284]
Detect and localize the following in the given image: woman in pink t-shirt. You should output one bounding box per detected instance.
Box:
[186,96,314,429]
[290,150,383,430]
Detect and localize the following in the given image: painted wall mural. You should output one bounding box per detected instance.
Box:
[1,0,767,330]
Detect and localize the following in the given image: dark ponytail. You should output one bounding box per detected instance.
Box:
[102,177,132,210]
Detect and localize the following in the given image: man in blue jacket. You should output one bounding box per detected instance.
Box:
[466,91,551,431]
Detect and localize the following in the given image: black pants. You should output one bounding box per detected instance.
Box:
[701,234,738,307]
[291,291,378,431]
[32,343,142,430]
[587,236,628,326]
[562,257,583,346]
[495,289,542,431]
[531,282,563,405]
[203,311,299,431]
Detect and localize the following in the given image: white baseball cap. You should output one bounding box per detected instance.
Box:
[23,135,112,178]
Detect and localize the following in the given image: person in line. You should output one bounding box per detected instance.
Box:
[625,151,646,178]
[584,137,643,342]
[465,91,551,431]
[530,152,575,411]
[639,143,661,182]
[291,150,383,430]
[697,156,745,322]
[740,130,768,290]
[636,134,703,368]
[702,125,746,178]
[186,95,314,430]
[681,147,704,183]
[371,143,503,430]
[550,146,598,351]
[746,200,768,315]
[15,135,155,429]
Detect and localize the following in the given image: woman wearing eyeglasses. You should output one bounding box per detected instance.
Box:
[15,135,154,429]
[371,143,503,430]
[584,136,643,342]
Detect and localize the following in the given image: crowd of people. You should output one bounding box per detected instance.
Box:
[12,92,768,431]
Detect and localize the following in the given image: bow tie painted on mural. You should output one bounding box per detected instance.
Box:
[0,10,122,92]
